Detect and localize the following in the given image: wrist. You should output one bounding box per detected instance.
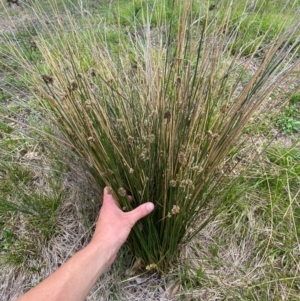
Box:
[86,239,117,270]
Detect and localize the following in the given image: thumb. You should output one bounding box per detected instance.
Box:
[128,202,154,225]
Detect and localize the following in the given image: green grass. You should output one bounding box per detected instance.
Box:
[0,150,66,269]
[179,145,300,300]
[0,0,300,299]
[275,93,300,134]
[0,89,11,103]
[214,0,300,55]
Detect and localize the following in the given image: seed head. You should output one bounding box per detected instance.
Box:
[169,180,177,187]
[180,180,187,188]
[148,134,155,143]
[118,187,127,197]
[186,179,194,187]
[7,0,20,7]
[213,134,219,141]
[128,136,134,145]
[29,38,37,50]
[139,152,146,161]
[171,205,180,215]
[164,111,171,121]
[41,74,54,85]
[208,131,219,141]
[191,165,203,174]
[178,151,187,164]
[220,104,229,113]
[69,80,78,91]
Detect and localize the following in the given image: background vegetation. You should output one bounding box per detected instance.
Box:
[0,0,300,300]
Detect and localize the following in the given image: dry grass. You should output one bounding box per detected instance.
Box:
[0,0,300,300]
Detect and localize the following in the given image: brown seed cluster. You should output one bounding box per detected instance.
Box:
[118,187,127,197]
[90,69,97,77]
[220,104,229,113]
[208,130,219,141]
[176,77,181,85]
[169,179,177,187]
[171,205,180,215]
[180,179,194,189]
[29,38,37,51]
[128,136,134,145]
[164,111,171,121]
[69,80,78,91]
[7,0,19,7]
[178,151,187,164]
[41,74,54,85]
[139,152,146,160]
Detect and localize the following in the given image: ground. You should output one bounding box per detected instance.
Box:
[0,1,300,300]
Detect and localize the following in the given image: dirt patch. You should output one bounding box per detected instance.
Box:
[0,3,33,33]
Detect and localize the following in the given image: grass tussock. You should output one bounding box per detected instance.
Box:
[1,0,300,272]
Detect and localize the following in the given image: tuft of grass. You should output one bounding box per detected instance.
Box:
[275,94,300,134]
[200,0,300,56]
[1,0,300,272]
[0,160,67,271]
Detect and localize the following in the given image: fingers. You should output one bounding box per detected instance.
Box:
[104,187,133,202]
[104,187,113,199]
[128,202,154,225]
[103,187,116,205]
[103,187,154,225]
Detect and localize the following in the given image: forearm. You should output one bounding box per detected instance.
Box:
[15,188,154,301]
[16,242,114,301]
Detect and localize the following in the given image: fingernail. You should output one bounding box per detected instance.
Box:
[146,203,154,212]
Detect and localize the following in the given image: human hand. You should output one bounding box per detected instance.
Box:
[90,187,154,264]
